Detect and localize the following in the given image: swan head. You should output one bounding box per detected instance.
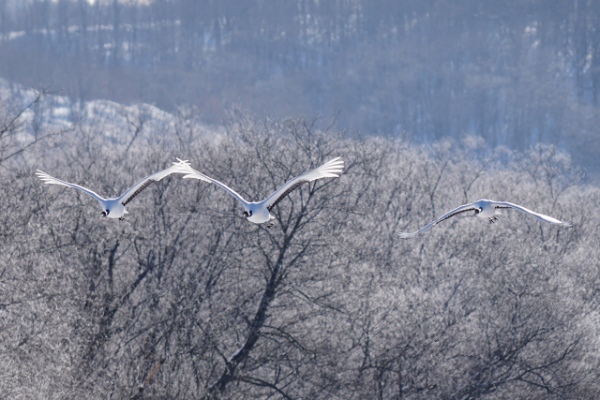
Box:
[243,210,253,218]
[101,210,109,217]
[474,208,482,215]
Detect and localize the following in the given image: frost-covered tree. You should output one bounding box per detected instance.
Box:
[0,100,599,398]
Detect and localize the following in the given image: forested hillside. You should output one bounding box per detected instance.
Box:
[1,86,599,399]
[1,0,600,177]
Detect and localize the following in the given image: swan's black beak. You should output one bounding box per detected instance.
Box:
[475,208,482,214]
[101,210,109,217]
[243,210,252,218]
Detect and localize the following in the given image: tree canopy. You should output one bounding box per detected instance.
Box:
[0,90,598,399]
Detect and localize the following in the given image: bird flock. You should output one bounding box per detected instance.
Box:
[36,156,571,235]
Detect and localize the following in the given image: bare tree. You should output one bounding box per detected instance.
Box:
[0,101,598,399]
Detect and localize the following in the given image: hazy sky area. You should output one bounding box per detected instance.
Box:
[1,0,599,177]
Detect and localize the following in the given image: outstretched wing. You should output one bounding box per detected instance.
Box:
[398,203,477,238]
[36,170,106,205]
[493,201,572,226]
[264,157,344,212]
[179,161,249,207]
[120,158,192,206]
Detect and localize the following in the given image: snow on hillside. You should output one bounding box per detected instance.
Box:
[0,78,221,154]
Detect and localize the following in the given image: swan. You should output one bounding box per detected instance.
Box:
[399,199,571,238]
[36,159,192,220]
[178,157,344,225]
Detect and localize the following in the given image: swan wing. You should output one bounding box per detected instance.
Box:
[120,159,192,206]
[179,161,249,207]
[264,157,344,212]
[399,203,477,238]
[36,169,106,205]
[493,201,572,226]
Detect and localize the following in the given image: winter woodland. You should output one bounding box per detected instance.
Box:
[1,1,600,398]
[0,85,599,399]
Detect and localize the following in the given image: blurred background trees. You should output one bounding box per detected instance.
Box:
[1,0,600,177]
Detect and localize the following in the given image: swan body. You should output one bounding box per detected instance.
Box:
[399,199,571,238]
[178,157,344,225]
[36,159,192,219]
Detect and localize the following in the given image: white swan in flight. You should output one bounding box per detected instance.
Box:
[36,159,192,220]
[399,199,572,238]
[178,157,344,225]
